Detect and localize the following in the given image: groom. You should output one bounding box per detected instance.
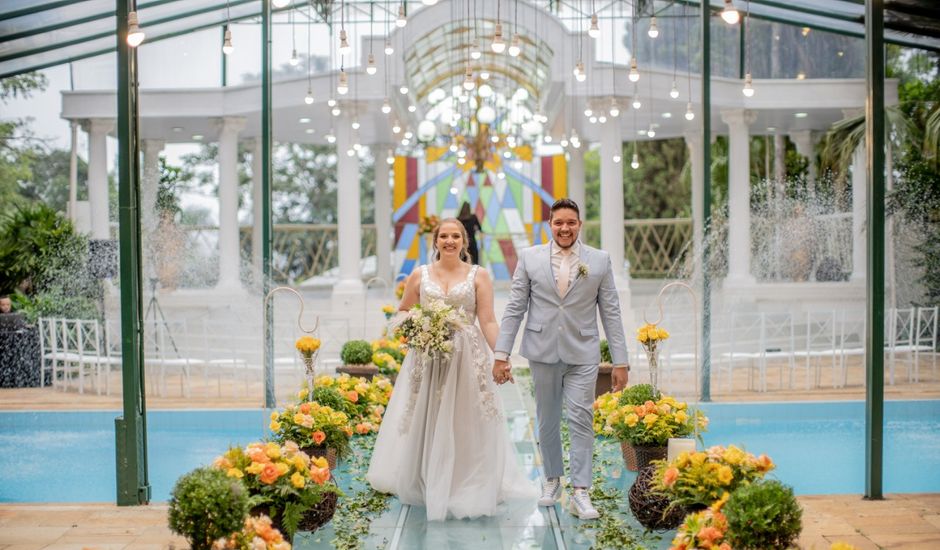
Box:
[493,198,629,520]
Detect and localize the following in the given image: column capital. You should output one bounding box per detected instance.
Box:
[682,130,704,148]
[82,118,115,135]
[789,130,816,158]
[719,109,757,128]
[216,116,246,135]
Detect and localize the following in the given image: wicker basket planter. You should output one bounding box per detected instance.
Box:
[628,465,691,531]
[301,445,338,470]
[620,442,668,472]
[251,482,339,536]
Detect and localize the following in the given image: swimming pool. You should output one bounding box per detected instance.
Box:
[1,400,938,502]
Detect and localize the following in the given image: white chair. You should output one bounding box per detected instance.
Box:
[56,318,105,394]
[887,307,915,385]
[720,311,764,392]
[793,310,839,389]
[37,317,58,388]
[755,312,796,392]
[893,306,938,383]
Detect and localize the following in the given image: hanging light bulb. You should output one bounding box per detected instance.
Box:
[721,0,740,25]
[346,148,356,157]
[381,98,391,114]
[647,125,656,138]
[588,13,600,39]
[386,154,395,165]
[508,33,521,57]
[337,70,349,95]
[480,70,490,80]
[351,119,361,130]
[353,142,362,151]
[598,115,607,124]
[325,130,336,144]
[584,107,593,117]
[560,135,569,147]
[589,116,598,124]
[327,98,336,108]
[290,48,300,66]
[670,81,680,99]
[632,97,642,109]
[399,85,409,95]
[392,122,401,134]
[404,130,413,139]
[331,106,341,116]
[126,11,146,47]
[384,40,394,55]
[491,23,506,53]
[339,29,351,55]
[463,64,475,90]
[648,16,659,39]
[609,98,620,117]
[742,73,755,97]
[628,58,640,82]
[574,61,586,82]
[685,102,695,120]
[396,4,407,28]
[222,28,234,55]
[631,153,640,169]
[449,143,458,153]
[421,0,438,5]
[613,154,622,163]
[272,0,291,8]
[304,89,314,104]
[470,40,482,60]
[366,54,377,75]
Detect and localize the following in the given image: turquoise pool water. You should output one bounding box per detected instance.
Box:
[1,400,938,502]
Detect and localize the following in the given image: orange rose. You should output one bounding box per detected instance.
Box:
[696,526,722,545]
[247,447,270,464]
[663,467,679,487]
[343,426,353,437]
[259,463,282,484]
[346,390,359,403]
[299,402,312,414]
[356,423,370,435]
[312,431,326,445]
[310,466,330,484]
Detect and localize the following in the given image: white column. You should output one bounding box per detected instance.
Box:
[684,131,705,273]
[83,118,114,239]
[68,121,79,222]
[850,144,866,281]
[374,146,394,285]
[567,146,586,212]
[216,117,246,291]
[721,109,757,285]
[251,139,263,280]
[141,140,164,281]
[333,113,364,306]
[790,130,817,195]
[599,121,625,277]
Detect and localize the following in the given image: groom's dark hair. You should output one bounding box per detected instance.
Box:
[549,198,581,220]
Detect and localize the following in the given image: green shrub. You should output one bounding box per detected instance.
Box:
[618,383,662,406]
[724,479,802,550]
[167,467,249,550]
[309,384,359,417]
[599,339,612,364]
[340,340,373,365]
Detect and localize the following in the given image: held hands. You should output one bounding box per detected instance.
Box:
[492,359,515,385]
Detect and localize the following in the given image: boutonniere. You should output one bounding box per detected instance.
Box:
[577,263,589,280]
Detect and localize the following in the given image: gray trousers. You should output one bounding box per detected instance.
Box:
[529,360,598,488]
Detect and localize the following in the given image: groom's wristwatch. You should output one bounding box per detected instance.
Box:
[494,352,510,362]
[614,364,630,372]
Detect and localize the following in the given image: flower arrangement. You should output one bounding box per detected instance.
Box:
[604,395,707,447]
[372,351,399,376]
[395,280,406,300]
[381,304,396,320]
[295,336,321,375]
[212,441,337,536]
[372,337,406,363]
[655,445,775,508]
[419,214,440,234]
[212,515,291,550]
[269,402,353,458]
[306,374,392,434]
[669,506,731,550]
[393,299,465,359]
[637,322,669,388]
[592,389,622,436]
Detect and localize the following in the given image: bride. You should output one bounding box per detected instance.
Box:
[367,218,536,520]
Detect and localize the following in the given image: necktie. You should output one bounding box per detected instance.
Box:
[558,250,572,296]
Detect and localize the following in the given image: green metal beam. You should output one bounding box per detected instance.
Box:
[0,0,78,22]
[114,0,150,506]
[701,0,712,403]
[262,0,275,410]
[0,0,186,43]
[864,0,885,501]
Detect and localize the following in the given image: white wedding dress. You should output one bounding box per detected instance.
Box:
[367,264,537,520]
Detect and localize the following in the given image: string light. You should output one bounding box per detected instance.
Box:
[126,11,145,47]
[685,102,695,120]
[648,16,659,39]
[491,23,506,53]
[396,3,407,27]
[337,69,349,94]
[721,0,740,25]
[588,13,600,39]
[629,58,640,82]
[381,98,391,114]
[367,54,377,75]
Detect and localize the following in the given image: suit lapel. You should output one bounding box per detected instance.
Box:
[542,242,563,300]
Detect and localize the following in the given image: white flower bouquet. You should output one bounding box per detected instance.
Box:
[393,300,465,359]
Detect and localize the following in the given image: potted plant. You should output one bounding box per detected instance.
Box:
[336,339,378,379]
[654,445,775,509]
[594,339,614,397]
[605,394,707,471]
[723,479,803,549]
[168,467,249,550]
[210,514,291,550]
[307,374,393,435]
[269,401,353,470]
[213,441,340,537]
[613,383,664,470]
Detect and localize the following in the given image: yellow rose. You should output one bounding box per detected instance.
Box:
[625,413,639,427]
[226,468,244,478]
[722,445,746,466]
[312,456,329,469]
[275,462,290,476]
[717,465,734,485]
[269,421,282,432]
[292,455,307,471]
[643,413,659,426]
[690,452,707,467]
[246,462,265,475]
[270,411,279,421]
[290,472,306,488]
[265,442,281,459]
[298,388,309,400]
[674,411,688,424]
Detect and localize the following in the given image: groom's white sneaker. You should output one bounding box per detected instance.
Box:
[569,488,600,520]
[538,478,562,506]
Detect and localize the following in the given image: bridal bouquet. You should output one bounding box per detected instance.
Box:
[393,300,465,359]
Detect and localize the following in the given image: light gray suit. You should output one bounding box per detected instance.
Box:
[496,241,628,487]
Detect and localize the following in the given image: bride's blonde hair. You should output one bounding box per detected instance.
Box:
[431,218,471,263]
